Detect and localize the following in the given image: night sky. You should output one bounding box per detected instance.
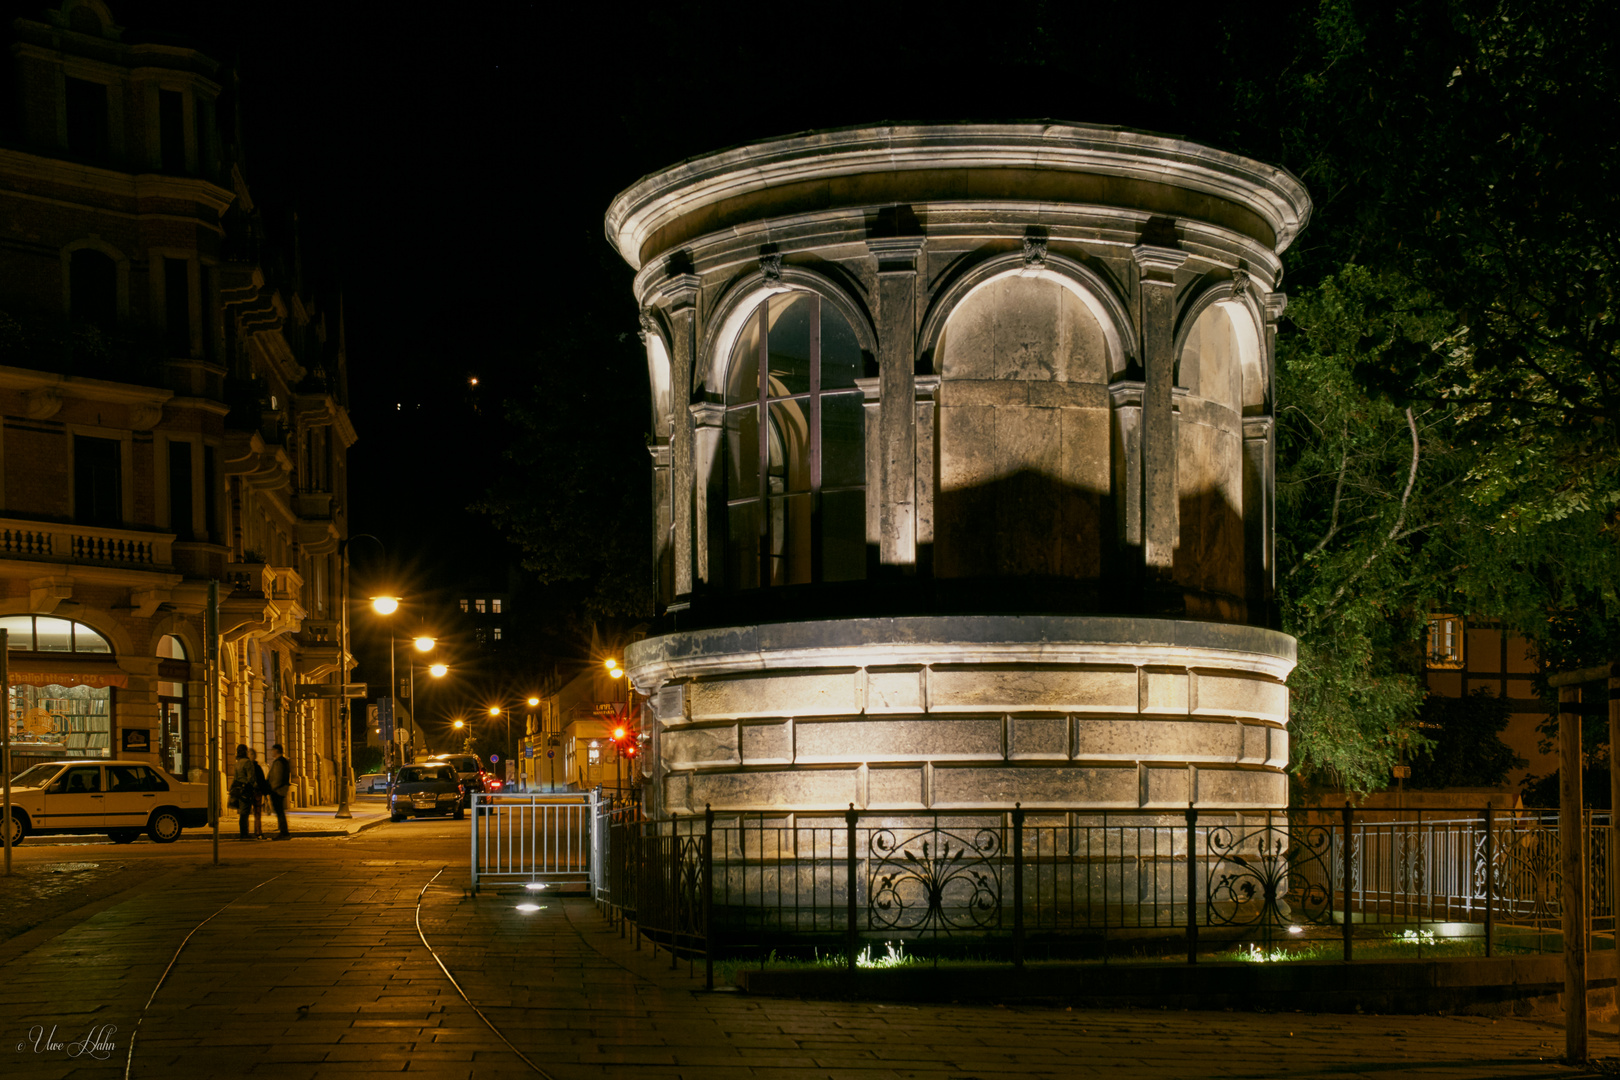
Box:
[2,0,1298,690]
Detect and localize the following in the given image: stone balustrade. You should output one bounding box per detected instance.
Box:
[0,517,173,570]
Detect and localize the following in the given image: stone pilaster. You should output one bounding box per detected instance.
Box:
[689,402,726,591]
[648,442,673,609]
[659,273,700,601]
[913,375,940,564]
[1108,381,1145,591]
[868,236,926,567]
[855,376,882,552]
[1131,244,1188,600]
[1242,416,1275,625]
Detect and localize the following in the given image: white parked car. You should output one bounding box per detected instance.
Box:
[4,760,209,845]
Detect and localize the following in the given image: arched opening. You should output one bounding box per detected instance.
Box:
[2,615,120,764]
[933,274,1111,580]
[1174,303,1250,608]
[156,634,193,778]
[722,291,866,588]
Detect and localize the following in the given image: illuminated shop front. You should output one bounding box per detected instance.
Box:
[3,615,122,764]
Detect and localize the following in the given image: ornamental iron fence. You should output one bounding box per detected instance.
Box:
[581,803,1617,971]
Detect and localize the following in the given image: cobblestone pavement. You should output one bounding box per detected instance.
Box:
[0,836,1611,1080]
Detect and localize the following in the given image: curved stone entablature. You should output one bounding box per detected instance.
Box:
[608,123,1309,820]
[627,615,1294,817]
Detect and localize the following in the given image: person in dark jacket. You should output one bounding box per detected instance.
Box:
[266,743,291,840]
[248,748,269,839]
[230,744,255,839]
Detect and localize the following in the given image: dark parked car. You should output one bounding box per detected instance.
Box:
[388,763,464,822]
[433,754,490,807]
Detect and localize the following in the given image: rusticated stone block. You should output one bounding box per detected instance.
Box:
[867,766,924,808]
[1192,671,1288,722]
[1141,667,1189,714]
[1194,767,1286,808]
[687,767,858,812]
[931,764,1139,809]
[865,667,923,713]
[929,665,1136,714]
[795,716,1002,763]
[1145,766,1191,807]
[661,724,739,769]
[688,669,860,721]
[739,720,792,764]
[1008,715,1067,760]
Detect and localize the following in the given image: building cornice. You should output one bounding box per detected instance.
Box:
[0,147,236,215]
[606,123,1312,271]
[0,365,173,409]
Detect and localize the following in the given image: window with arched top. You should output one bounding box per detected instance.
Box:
[0,615,113,654]
[723,292,866,588]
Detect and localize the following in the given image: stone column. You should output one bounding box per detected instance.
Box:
[690,402,726,590]
[659,274,700,602]
[1242,416,1274,624]
[1108,381,1145,590]
[869,236,926,567]
[1131,244,1188,604]
[914,375,940,571]
[648,443,673,609]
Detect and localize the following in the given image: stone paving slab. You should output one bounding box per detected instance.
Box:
[0,854,1612,1080]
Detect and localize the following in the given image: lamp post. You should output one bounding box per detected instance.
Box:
[335,534,387,819]
[408,635,436,755]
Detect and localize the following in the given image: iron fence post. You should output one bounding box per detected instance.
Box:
[704,804,714,991]
[1012,803,1025,969]
[1484,804,1495,958]
[1186,802,1198,965]
[1342,801,1354,962]
[846,803,858,979]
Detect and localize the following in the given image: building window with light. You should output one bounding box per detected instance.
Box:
[459,599,469,612]
[492,627,502,642]
[1427,615,1464,669]
[491,598,502,613]
[724,291,866,589]
[475,599,486,613]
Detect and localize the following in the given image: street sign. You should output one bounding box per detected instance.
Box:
[294,683,368,700]
[1392,765,1412,779]
[490,754,500,764]
[546,750,554,759]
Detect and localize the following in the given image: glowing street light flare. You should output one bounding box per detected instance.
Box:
[527,696,539,707]
[488,706,501,716]
[609,667,624,679]
[604,658,618,671]
[429,663,448,678]
[453,720,465,730]
[413,635,435,652]
[370,596,400,615]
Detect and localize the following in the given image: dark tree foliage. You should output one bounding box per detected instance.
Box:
[1411,689,1524,789]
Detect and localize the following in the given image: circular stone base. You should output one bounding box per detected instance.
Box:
[626,615,1295,818]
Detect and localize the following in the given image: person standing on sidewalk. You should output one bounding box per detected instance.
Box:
[230,745,255,840]
[247,748,269,839]
[267,743,291,840]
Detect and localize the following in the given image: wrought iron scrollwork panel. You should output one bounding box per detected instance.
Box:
[1206,821,1334,929]
[868,825,1002,933]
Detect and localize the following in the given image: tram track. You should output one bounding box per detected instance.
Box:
[122,871,286,1080]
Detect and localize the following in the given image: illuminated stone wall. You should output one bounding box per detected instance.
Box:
[608,124,1310,820]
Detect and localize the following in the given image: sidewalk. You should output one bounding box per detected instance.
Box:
[230,795,390,838]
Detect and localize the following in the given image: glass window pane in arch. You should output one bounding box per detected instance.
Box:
[76,624,111,654]
[727,311,762,404]
[821,392,865,489]
[766,294,813,396]
[767,400,811,494]
[821,304,862,390]
[0,616,33,650]
[157,634,187,660]
[35,618,72,652]
[724,408,758,498]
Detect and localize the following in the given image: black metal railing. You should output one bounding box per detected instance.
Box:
[593,803,1617,971]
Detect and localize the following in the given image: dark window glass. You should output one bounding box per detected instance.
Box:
[169,440,194,541]
[69,249,117,330]
[203,445,217,542]
[59,766,101,793]
[199,264,214,362]
[165,258,190,356]
[73,435,121,527]
[65,78,108,163]
[723,293,867,589]
[159,89,185,172]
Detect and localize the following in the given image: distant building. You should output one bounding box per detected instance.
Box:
[1424,614,1552,790]
[0,1,355,807]
[520,664,633,795]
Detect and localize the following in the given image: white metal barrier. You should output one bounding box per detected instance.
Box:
[470,791,598,893]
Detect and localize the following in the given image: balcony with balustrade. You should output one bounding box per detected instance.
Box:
[0,517,174,573]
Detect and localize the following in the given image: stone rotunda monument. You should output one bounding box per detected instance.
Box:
[609,123,1310,827]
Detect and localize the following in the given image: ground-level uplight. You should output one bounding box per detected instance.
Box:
[515,903,544,912]
[524,882,547,891]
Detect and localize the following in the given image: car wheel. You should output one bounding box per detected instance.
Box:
[390,813,402,823]
[109,829,140,844]
[5,811,25,846]
[147,809,183,844]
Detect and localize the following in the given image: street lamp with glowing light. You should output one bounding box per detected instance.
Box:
[429,663,448,678]
[371,596,400,615]
[413,635,435,652]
